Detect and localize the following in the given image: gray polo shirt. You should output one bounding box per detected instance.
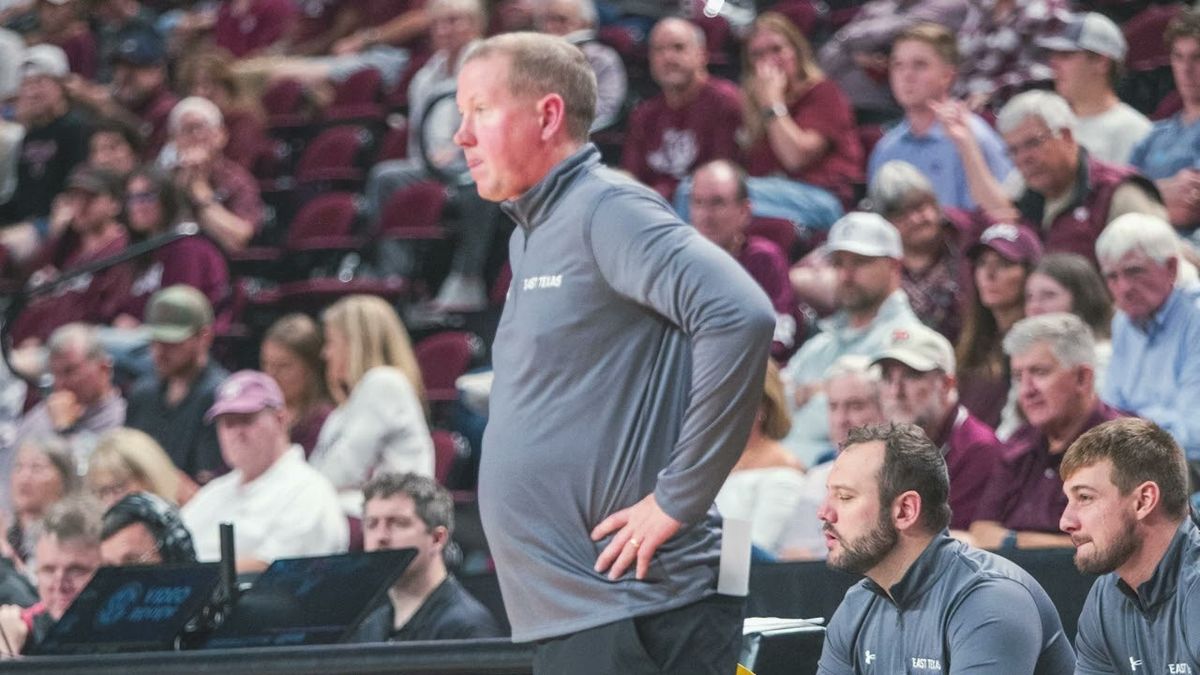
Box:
[479,144,775,642]
[818,533,1076,674]
[1075,518,1200,675]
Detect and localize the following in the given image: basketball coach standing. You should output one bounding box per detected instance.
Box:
[454,32,775,674]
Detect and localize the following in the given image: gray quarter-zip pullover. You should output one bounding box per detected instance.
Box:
[818,532,1076,674]
[479,144,775,642]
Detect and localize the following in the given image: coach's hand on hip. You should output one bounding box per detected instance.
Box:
[591,493,683,581]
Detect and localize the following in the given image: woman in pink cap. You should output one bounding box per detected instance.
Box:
[956,222,1043,431]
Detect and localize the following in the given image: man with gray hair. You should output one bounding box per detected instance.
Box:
[164,96,262,253]
[939,89,1165,266]
[1096,213,1200,461]
[868,160,971,340]
[13,324,126,474]
[969,312,1124,550]
[455,31,774,672]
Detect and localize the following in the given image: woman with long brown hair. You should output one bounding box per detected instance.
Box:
[956,223,1042,428]
[725,12,862,228]
[260,313,334,457]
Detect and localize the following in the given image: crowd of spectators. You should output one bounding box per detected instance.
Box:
[0,0,1198,658]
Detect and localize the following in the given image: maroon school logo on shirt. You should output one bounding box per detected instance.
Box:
[647,129,699,179]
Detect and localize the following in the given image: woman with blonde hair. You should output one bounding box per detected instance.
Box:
[86,428,186,508]
[713,360,806,558]
[310,295,434,515]
[260,313,333,456]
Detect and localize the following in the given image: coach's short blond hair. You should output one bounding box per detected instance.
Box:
[465,32,597,142]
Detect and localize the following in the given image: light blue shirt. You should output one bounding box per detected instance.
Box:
[1128,113,1200,180]
[1103,287,1200,460]
[781,290,920,465]
[868,114,1013,211]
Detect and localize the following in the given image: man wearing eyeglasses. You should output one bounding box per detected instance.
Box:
[937,89,1166,268]
[0,498,101,655]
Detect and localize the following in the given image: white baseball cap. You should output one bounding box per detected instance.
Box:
[1038,12,1127,62]
[872,323,956,374]
[825,211,903,260]
[21,44,69,80]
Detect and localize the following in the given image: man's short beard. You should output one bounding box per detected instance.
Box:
[827,510,899,575]
[1074,514,1141,575]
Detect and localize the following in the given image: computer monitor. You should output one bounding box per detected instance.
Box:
[29,563,222,655]
[202,548,416,649]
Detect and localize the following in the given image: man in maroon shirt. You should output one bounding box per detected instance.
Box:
[620,17,741,200]
[11,165,132,347]
[689,160,801,362]
[969,312,1123,550]
[871,322,1004,530]
[942,90,1164,267]
[165,97,263,253]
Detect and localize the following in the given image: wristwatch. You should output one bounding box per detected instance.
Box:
[762,102,788,121]
[1001,529,1018,550]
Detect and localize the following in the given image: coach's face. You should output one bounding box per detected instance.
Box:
[1060,460,1140,575]
[817,441,899,574]
[454,55,547,202]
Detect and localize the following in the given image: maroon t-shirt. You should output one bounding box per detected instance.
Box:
[208,157,266,237]
[620,77,743,200]
[11,230,132,344]
[741,78,864,206]
[936,405,1004,530]
[736,235,801,363]
[118,235,231,330]
[51,29,98,80]
[214,0,298,58]
[134,87,180,161]
[222,108,268,170]
[973,401,1124,533]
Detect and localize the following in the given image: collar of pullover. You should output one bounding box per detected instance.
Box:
[1116,518,1199,613]
[501,143,601,232]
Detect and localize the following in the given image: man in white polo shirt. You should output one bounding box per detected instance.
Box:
[182,370,347,572]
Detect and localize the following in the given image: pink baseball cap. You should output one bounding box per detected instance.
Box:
[968,223,1043,264]
[205,370,284,422]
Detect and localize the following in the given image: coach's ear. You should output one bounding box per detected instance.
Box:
[892,490,923,532]
[1131,480,1161,522]
[536,93,566,141]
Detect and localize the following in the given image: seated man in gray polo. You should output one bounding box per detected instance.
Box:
[816,423,1075,674]
[1060,417,1200,673]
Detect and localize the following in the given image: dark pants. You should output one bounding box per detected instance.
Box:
[532,594,745,675]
